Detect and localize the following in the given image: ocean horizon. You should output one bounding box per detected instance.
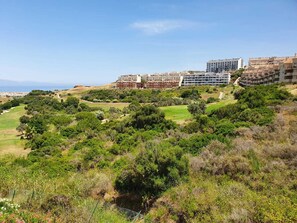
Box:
[0,85,73,93]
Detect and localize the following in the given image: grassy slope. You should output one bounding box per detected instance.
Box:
[81,100,129,111]
[159,85,239,124]
[206,99,237,114]
[0,105,28,156]
[160,99,237,124]
[160,105,192,124]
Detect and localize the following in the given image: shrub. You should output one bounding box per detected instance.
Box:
[214,120,235,136]
[130,105,175,130]
[64,97,79,108]
[115,142,189,197]
[206,97,219,104]
[27,132,63,150]
[179,133,229,155]
[188,101,206,116]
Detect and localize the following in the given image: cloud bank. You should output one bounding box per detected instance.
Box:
[131,20,196,35]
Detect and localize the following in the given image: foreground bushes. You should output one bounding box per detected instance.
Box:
[115,142,189,197]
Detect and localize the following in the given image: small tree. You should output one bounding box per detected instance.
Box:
[187,101,206,116]
[16,123,27,136]
[64,97,80,108]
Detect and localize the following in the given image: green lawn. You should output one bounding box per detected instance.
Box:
[81,100,129,111]
[160,105,192,124]
[0,105,28,156]
[160,99,237,124]
[206,99,237,114]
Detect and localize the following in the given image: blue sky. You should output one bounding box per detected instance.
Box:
[0,0,296,85]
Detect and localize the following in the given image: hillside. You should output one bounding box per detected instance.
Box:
[0,105,28,156]
[0,84,296,222]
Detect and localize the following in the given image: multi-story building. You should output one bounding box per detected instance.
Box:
[248,56,290,68]
[116,71,231,89]
[182,72,230,86]
[239,65,280,86]
[206,58,243,73]
[240,54,297,86]
[145,72,184,89]
[116,74,142,89]
[279,57,297,84]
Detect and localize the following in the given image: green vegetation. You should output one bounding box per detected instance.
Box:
[0,105,27,156]
[160,105,192,124]
[206,99,237,113]
[0,85,296,222]
[82,101,129,110]
[115,142,189,197]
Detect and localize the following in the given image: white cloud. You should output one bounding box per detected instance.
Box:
[131,20,195,35]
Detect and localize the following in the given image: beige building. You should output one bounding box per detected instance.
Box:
[279,58,297,83]
[240,54,297,86]
[248,56,290,68]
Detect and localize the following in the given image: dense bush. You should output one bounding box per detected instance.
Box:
[115,142,189,197]
[130,105,176,130]
[187,101,206,116]
[179,133,229,155]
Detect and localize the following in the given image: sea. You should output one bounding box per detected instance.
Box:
[0,85,72,93]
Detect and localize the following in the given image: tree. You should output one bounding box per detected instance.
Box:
[27,115,48,134]
[131,105,172,130]
[51,115,72,130]
[115,142,189,197]
[64,97,79,108]
[187,101,206,116]
[16,123,27,136]
[180,89,201,99]
[19,115,30,124]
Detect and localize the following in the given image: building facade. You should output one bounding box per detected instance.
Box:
[145,72,184,89]
[279,57,297,84]
[248,56,290,68]
[116,71,231,89]
[206,58,243,73]
[240,54,297,86]
[116,74,142,89]
[182,72,231,86]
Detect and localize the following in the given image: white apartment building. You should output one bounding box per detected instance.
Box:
[182,72,231,86]
[206,58,243,73]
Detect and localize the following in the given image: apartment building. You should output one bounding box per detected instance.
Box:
[249,56,291,68]
[240,54,297,86]
[182,72,230,86]
[279,57,297,84]
[239,65,280,86]
[206,58,243,73]
[116,74,142,89]
[145,72,184,89]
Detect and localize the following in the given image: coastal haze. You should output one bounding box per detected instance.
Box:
[0,79,72,92]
